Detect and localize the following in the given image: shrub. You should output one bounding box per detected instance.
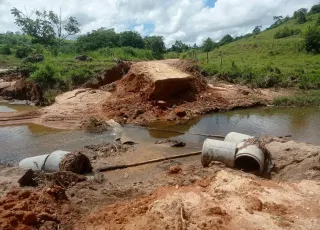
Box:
[15,47,32,58]
[0,45,12,55]
[69,68,93,87]
[23,54,45,63]
[29,64,59,89]
[293,8,307,24]
[274,27,301,39]
[305,25,320,53]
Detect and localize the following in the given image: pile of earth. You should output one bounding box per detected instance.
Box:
[101,60,261,125]
[0,185,72,230]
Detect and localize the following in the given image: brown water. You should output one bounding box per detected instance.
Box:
[144,106,320,145]
[0,104,320,164]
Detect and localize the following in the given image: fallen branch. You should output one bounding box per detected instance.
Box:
[97,151,202,172]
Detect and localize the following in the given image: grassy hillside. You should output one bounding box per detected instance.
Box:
[197,13,320,89]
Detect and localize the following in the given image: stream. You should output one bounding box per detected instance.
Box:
[0,103,320,165]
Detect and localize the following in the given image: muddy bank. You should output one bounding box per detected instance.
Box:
[1,137,320,229]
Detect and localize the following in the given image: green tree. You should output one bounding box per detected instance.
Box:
[0,45,12,55]
[305,25,320,53]
[309,4,320,14]
[293,8,308,24]
[202,37,216,63]
[170,40,189,53]
[11,8,80,45]
[76,28,120,51]
[144,36,165,59]
[253,25,262,35]
[219,34,233,46]
[202,38,216,52]
[15,47,32,58]
[119,31,144,49]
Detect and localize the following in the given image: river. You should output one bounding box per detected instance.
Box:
[0,103,319,165]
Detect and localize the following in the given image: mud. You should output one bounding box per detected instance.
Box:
[1,137,320,229]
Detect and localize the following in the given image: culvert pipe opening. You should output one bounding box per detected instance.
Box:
[235,155,261,173]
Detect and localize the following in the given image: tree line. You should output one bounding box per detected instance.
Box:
[5,3,320,58]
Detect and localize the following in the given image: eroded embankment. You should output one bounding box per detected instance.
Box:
[101,60,264,125]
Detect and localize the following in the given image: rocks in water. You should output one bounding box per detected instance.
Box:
[82,118,110,134]
[155,139,186,148]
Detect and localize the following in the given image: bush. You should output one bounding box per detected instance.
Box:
[29,64,59,89]
[69,68,93,87]
[274,27,301,39]
[293,8,307,24]
[0,45,12,55]
[305,25,320,53]
[15,47,32,58]
[23,54,45,63]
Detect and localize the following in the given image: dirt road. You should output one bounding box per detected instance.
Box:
[0,59,293,129]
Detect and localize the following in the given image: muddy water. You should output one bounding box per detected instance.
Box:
[0,103,115,164]
[145,107,320,146]
[1,104,320,165]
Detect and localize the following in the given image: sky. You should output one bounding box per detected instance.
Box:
[0,0,319,47]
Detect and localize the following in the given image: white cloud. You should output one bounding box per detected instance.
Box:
[134,25,145,35]
[0,0,319,47]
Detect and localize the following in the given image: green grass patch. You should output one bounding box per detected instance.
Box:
[273,90,320,106]
[193,13,320,89]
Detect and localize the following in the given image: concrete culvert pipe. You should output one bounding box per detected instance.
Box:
[224,132,254,144]
[235,143,265,174]
[201,139,237,168]
[19,150,92,174]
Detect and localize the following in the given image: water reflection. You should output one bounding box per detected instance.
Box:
[147,107,320,145]
[0,124,115,165]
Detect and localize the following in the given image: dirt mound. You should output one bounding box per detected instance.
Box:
[266,137,320,181]
[0,185,70,230]
[101,60,262,125]
[76,169,320,230]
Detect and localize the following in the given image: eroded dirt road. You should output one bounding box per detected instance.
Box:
[0,59,293,129]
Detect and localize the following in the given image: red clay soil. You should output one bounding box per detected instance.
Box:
[102,60,261,125]
[0,185,73,230]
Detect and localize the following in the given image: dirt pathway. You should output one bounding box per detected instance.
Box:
[0,89,111,129]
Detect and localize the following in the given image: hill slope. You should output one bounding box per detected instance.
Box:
[198,13,320,89]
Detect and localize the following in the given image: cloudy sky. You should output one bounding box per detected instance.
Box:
[0,0,319,46]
